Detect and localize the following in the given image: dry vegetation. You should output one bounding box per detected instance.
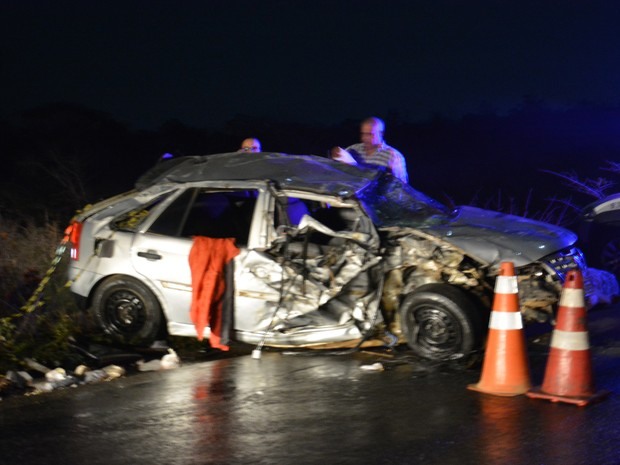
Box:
[0,216,62,300]
[0,216,84,373]
[468,161,619,227]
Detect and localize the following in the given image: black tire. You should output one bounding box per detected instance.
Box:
[91,276,164,345]
[400,283,487,360]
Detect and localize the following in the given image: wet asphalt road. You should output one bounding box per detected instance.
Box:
[1,304,619,465]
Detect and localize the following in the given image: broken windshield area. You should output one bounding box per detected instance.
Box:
[357,174,451,228]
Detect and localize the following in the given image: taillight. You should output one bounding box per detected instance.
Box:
[68,221,83,260]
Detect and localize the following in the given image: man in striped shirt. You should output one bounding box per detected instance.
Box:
[331,116,409,184]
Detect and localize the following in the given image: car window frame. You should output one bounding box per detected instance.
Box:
[136,181,272,249]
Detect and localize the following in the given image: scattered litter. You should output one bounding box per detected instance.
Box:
[45,367,67,383]
[3,346,181,398]
[83,369,109,384]
[136,359,162,372]
[24,358,51,375]
[5,371,33,389]
[33,371,79,393]
[359,362,384,372]
[2,357,131,397]
[102,365,126,379]
[73,365,89,377]
[137,349,180,372]
[160,349,180,369]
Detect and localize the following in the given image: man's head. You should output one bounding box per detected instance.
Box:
[239,138,261,153]
[360,117,384,149]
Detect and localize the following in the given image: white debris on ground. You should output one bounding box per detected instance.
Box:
[359,362,384,372]
[137,349,181,372]
[30,364,127,393]
[1,349,181,400]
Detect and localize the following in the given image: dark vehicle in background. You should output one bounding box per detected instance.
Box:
[580,193,620,280]
[65,152,616,361]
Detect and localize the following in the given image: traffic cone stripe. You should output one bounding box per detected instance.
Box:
[468,261,531,396]
[494,275,519,294]
[526,269,610,406]
[489,311,524,330]
[549,330,590,351]
[558,288,586,308]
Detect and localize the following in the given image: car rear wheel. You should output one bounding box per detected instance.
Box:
[400,283,487,361]
[91,276,164,345]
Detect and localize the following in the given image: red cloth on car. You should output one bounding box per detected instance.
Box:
[188,236,240,351]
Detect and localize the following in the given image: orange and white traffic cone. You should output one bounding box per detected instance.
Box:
[527,269,610,406]
[468,261,531,396]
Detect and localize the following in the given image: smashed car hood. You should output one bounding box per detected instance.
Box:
[135,152,381,197]
[421,206,577,266]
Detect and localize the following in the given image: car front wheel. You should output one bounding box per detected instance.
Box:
[400,283,487,361]
[91,276,164,345]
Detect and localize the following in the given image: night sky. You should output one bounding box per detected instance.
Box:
[3,0,620,130]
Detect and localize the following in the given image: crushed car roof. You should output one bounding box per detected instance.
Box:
[135,152,382,197]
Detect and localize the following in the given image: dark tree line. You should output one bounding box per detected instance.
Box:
[2,100,619,226]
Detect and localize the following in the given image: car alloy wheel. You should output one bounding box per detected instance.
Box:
[400,283,486,361]
[91,276,164,345]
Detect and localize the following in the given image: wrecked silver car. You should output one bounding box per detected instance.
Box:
[66,152,613,360]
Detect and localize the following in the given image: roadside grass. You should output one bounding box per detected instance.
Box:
[465,163,619,228]
[0,215,85,373]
